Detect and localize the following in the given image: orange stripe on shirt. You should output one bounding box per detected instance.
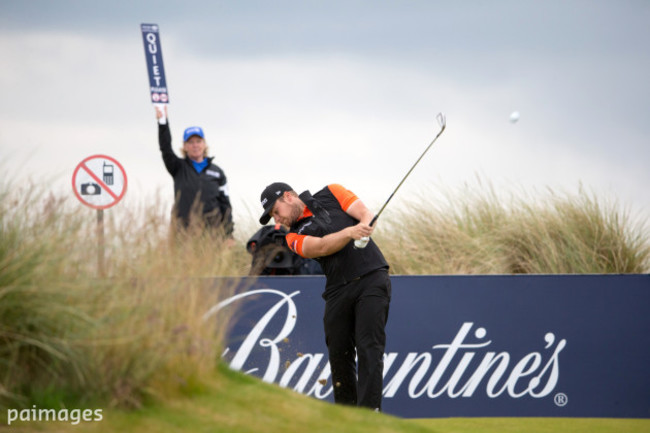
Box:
[286,233,307,257]
[327,184,358,211]
[299,206,313,220]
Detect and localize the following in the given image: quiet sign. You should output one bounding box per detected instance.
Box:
[141,23,169,104]
[72,155,127,209]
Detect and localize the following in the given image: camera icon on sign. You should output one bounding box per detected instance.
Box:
[80,182,101,195]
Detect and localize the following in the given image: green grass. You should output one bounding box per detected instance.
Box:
[3,363,648,433]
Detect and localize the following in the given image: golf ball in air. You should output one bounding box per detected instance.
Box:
[510,111,520,123]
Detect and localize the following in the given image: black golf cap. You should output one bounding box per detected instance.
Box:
[259,182,293,225]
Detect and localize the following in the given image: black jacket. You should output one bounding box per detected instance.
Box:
[158,122,233,234]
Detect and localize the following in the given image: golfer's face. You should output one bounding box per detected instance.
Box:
[270,196,299,227]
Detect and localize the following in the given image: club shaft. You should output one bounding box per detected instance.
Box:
[369,119,446,227]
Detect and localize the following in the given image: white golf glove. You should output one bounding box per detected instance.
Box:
[354,236,370,249]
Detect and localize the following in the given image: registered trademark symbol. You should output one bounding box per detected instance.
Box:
[554,393,568,407]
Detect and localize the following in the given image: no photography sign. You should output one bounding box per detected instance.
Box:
[72,155,127,209]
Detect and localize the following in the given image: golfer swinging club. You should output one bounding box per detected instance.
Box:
[259,182,391,411]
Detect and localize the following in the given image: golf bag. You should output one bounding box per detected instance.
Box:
[246,224,322,276]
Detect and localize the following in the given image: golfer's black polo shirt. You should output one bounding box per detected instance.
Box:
[286,184,388,293]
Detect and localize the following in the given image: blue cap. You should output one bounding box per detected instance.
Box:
[183,126,204,142]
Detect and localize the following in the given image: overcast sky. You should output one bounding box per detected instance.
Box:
[1,0,648,237]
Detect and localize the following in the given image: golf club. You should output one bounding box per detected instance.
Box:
[355,112,447,248]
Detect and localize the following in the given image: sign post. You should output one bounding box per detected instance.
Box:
[72,155,127,276]
[97,208,105,276]
[140,23,169,123]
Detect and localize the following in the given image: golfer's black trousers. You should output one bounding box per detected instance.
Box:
[323,268,391,410]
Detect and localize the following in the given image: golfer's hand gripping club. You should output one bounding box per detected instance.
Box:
[354,215,378,249]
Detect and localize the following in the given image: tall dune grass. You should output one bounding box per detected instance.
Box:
[0,182,244,409]
[376,183,649,274]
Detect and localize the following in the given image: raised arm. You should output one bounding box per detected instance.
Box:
[156,106,181,175]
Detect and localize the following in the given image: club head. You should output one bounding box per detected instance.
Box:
[436,112,446,130]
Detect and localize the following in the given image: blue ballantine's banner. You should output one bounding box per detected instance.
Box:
[140,23,169,104]
[205,275,650,418]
